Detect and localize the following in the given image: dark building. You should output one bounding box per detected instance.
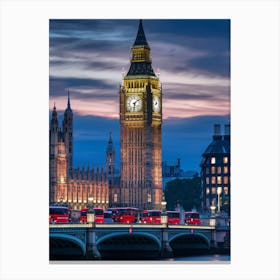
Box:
[162,159,182,178]
[200,124,230,214]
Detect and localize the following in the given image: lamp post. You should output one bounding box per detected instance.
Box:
[87,196,95,223]
[161,193,167,226]
[217,187,222,213]
[160,192,173,258]
[85,195,100,259]
[210,205,216,226]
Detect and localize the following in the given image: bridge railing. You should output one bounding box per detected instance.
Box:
[196,216,230,230]
[51,217,230,231]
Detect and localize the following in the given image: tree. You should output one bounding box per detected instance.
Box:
[164,177,201,212]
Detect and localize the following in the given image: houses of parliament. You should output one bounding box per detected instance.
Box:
[49,20,163,210]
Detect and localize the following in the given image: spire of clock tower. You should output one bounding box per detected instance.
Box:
[133,19,149,48]
[127,20,155,76]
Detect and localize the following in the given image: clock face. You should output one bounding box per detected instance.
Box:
[126,95,142,112]
[153,95,161,113]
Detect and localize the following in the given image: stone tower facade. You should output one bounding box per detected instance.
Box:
[119,20,163,209]
[49,95,109,210]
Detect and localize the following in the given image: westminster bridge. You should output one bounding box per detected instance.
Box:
[49,218,230,260]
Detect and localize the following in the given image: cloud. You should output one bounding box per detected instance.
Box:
[49,19,230,120]
[49,19,231,171]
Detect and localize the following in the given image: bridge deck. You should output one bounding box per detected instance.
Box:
[49,223,215,230]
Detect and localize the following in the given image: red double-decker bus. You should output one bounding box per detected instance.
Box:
[79,208,104,223]
[112,207,139,223]
[184,212,200,225]
[166,211,180,225]
[49,206,70,224]
[141,210,161,224]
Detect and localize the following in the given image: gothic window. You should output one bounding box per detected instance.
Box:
[217,167,222,174]
[211,166,216,174]
[217,176,222,184]
[211,176,216,184]
[211,157,216,164]
[224,166,228,174]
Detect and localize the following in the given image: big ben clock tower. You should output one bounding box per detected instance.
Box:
[120,20,162,210]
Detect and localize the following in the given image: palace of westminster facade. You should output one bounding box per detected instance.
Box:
[49,20,230,212]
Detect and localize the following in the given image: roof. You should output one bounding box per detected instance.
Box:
[126,61,156,76]
[202,136,230,156]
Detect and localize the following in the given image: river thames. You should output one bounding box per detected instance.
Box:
[167,254,230,262]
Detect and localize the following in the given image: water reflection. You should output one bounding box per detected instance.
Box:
[166,254,230,261]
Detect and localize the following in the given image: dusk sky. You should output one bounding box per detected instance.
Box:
[49,19,230,172]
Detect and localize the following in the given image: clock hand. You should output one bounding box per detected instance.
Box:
[133,99,140,106]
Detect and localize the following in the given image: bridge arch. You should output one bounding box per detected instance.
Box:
[50,233,86,259]
[169,232,210,251]
[97,231,161,248]
[97,232,162,259]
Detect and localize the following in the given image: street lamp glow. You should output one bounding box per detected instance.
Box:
[161,200,167,207]
[210,205,216,214]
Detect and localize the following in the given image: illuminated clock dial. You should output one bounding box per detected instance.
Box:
[153,95,160,113]
[126,95,142,112]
